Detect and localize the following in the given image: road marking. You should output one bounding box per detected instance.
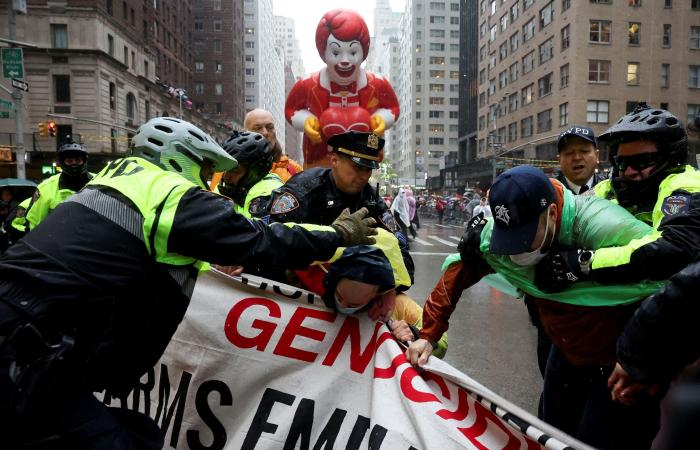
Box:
[428,235,456,246]
[448,236,461,241]
[433,224,451,228]
[410,252,452,256]
[412,237,433,246]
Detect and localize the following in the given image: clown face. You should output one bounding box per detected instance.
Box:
[324,35,364,84]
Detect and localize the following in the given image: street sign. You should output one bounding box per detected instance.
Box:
[2,48,24,79]
[0,111,10,119]
[11,78,28,92]
[0,99,12,109]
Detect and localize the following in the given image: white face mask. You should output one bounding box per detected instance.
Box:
[509,213,555,266]
[334,293,364,315]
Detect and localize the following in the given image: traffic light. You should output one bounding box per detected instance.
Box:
[48,121,57,137]
[38,122,47,137]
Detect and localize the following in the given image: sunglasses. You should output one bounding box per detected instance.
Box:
[613,153,659,172]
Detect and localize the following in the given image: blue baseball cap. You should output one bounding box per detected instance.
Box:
[488,166,556,255]
[557,125,597,151]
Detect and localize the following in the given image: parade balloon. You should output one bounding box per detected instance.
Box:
[320,106,371,138]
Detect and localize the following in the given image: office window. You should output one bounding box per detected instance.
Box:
[694,0,700,10]
[430,43,445,51]
[108,34,114,56]
[500,14,508,32]
[522,51,535,74]
[450,30,459,38]
[215,83,222,95]
[521,116,533,138]
[429,123,445,132]
[510,3,519,22]
[123,46,128,64]
[450,16,459,25]
[430,29,445,38]
[245,67,254,76]
[629,22,641,45]
[430,1,446,10]
[537,109,552,133]
[430,16,445,24]
[691,27,700,49]
[430,70,445,78]
[499,42,508,61]
[194,19,203,31]
[629,0,641,5]
[131,51,136,69]
[523,18,535,41]
[539,2,554,29]
[561,25,570,51]
[51,24,68,48]
[588,60,610,83]
[690,66,700,88]
[524,0,534,9]
[489,78,496,95]
[490,24,498,42]
[539,38,554,64]
[479,92,486,107]
[509,92,518,112]
[499,70,508,88]
[429,110,444,118]
[195,82,204,94]
[689,104,700,125]
[538,73,553,97]
[662,24,672,47]
[109,82,115,110]
[429,97,445,105]
[510,32,519,52]
[508,122,517,142]
[522,84,534,105]
[213,0,221,10]
[479,68,486,84]
[429,83,445,92]
[590,20,611,43]
[450,44,459,53]
[195,61,204,73]
[214,20,222,32]
[216,61,222,73]
[107,0,113,14]
[587,100,609,123]
[429,137,444,145]
[661,63,670,88]
[125,92,136,121]
[429,56,445,65]
[665,0,672,7]
[562,0,571,11]
[559,102,569,126]
[214,39,221,52]
[143,61,148,78]
[560,63,569,87]
[54,75,70,103]
[627,62,640,86]
[510,62,519,82]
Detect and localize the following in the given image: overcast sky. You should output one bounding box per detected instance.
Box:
[273,0,406,76]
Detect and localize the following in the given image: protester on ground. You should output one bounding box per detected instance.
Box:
[24,139,93,232]
[407,165,666,449]
[218,130,282,219]
[267,131,415,321]
[0,117,377,449]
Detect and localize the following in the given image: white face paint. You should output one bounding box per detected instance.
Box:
[324,35,364,84]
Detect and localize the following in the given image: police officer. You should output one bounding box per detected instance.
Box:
[536,104,700,289]
[0,117,377,449]
[219,130,282,218]
[555,125,605,194]
[25,139,93,231]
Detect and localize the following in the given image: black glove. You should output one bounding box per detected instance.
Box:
[331,207,378,246]
[535,248,589,293]
[458,212,488,268]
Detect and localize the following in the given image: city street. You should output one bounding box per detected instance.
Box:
[404,217,542,415]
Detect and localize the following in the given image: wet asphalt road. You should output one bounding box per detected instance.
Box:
[403,217,542,415]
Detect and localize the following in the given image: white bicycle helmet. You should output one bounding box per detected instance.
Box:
[131,117,237,188]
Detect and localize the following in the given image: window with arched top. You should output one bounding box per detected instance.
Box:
[126,93,136,122]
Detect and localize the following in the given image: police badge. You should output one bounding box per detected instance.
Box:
[270,192,300,214]
[379,210,398,232]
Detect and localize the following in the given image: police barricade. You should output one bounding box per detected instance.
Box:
[99,270,591,450]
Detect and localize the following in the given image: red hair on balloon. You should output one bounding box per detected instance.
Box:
[315,9,370,61]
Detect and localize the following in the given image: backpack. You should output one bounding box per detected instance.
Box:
[435,200,445,212]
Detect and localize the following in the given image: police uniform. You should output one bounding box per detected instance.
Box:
[267,132,415,283]
[25,171,93,231]
[0,156,347,447]
[234,173,283,219]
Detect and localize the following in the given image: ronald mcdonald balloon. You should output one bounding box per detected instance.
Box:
[285,9,400,168]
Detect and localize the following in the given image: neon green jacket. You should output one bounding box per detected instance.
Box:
[25,172,93,231]
[234,173,283,218]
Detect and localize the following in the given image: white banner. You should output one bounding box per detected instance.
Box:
[100,271,590,450]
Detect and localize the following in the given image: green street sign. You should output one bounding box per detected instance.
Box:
[2,48,24,79]
[0,111,11,119]
[0,99,12,109]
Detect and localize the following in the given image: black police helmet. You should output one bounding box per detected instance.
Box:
[599,103,688,169]
[221,131,274,193]
[57,139,88,177]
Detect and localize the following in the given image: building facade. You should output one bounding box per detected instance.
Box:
[243,0,285,139]
[392,0,462,186]
[192,0,245,130]
[476,0,700,169]
[0,0,231,179]
[274,15,305,79]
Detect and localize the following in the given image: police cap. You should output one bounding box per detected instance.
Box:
[327,131,385,169]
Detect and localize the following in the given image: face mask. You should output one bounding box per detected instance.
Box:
[334,293,364,315]
[509,213,555,266]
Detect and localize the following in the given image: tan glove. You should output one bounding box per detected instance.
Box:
[331,207,378,246]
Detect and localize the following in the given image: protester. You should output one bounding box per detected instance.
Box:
[391,188,410,239]
[435,196,446,224]
[0,117,377,449]
[218,130,282,218]
[243,108,302,182]
[405,187,418,239]
[24,139,93,232]
[471,197,492,219]
[407,165,666,449]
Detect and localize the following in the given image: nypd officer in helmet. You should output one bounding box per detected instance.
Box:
[267,131,415,286]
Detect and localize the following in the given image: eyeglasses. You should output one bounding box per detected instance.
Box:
[613,153,659,172]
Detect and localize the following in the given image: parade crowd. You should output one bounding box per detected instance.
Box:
[1,7,700,450]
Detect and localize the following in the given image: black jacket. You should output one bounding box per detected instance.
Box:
[617,259,700,384]
[267,167,415,284]
[554,170,606,194]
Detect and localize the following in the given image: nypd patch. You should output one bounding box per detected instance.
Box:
[379,210,398,232]
[270,192,300,215]
[661,194,690,217]
[248,196,270,217]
